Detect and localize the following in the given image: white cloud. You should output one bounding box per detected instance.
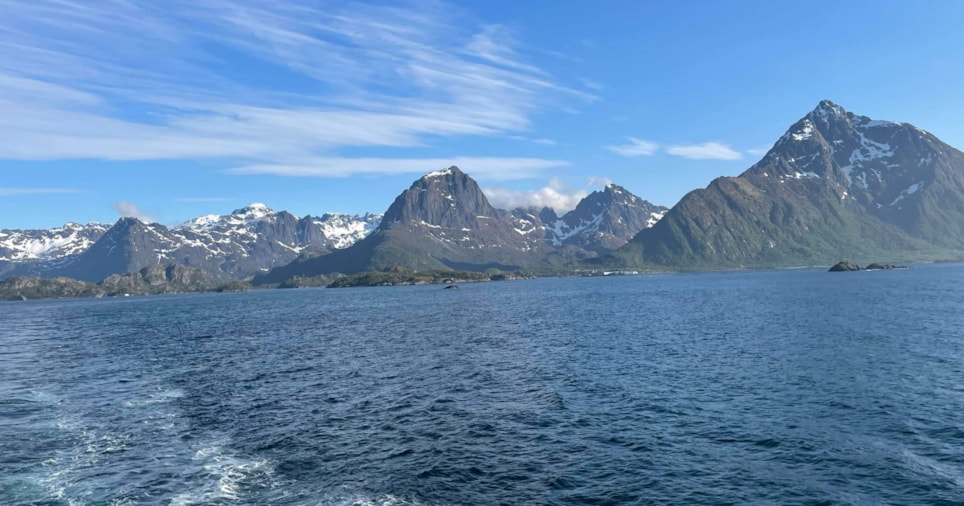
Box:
[532,138,556,145]
[666,142,742,160]
[112,201,156,222]
[483,185,588,213]
[587,176,613,187]
[225,157,569,180]
[606,137,659,157]
[0,187,79,196]
[0,1,593,179]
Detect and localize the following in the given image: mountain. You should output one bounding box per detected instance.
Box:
[0,222,109,277]
[611,100,964,269]
[255,167,553,282]
[540,184,666,253]
[1,204,381,282]
[255,167,664,283]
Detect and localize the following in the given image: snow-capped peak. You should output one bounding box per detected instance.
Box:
[425,167,456,179]
[811,99,846,121]
[0,222,109,261]
[232,203,274,216]
[179,214,220,229]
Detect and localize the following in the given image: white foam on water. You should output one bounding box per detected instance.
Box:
[28,385,184,505]
[327,492,431,506]
[34,424,133,505]
[169,442,276,505]
[122,388,185,408]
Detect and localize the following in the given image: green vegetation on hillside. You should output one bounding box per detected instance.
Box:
[325,268,494,288]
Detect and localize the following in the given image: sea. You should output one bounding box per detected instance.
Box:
[1,264,963,505]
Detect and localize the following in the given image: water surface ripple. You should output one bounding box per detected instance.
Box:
[1,265,963,504]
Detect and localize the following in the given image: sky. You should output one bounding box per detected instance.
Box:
[3,0,964,229]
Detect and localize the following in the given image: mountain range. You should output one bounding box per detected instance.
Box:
[254,167,666,283]
[0,205,381,282]
[1,174,665,283]
[3,100,961,286]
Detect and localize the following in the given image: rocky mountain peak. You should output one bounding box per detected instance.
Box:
[605,184,645,205]
[423,166,460,179]
[751,101,953,212]
[808,99,848,121]
[231,202,274,217]
[545,184,667,251]
[112,216,151,229]
[381,165,497,229]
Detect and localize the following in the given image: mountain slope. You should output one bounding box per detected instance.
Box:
[613,100,963,268]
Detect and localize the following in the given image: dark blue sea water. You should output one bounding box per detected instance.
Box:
[2,265,963,505]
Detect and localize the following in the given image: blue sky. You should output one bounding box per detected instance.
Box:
[3,0,964,229]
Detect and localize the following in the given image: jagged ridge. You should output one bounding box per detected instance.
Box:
[1,205,382,282]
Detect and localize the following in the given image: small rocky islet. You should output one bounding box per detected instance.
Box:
[828,261,907,272]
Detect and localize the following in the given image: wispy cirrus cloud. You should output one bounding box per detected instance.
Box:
[0,0,593,178]
[606,137,659,157]
[0,187,79,196]
[666,142,742,160]
[226,157,569,180]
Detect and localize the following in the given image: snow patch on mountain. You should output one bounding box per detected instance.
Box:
[0,223,108,261]
[547,213,606,246]
[839,130,896,186]
[646,211,665,228]
[791,120,815,141]
[890,182,924,207]
[316,213,382,249]
[1,205,383,280]
[425,167,455,179]
[811,100,846,120]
